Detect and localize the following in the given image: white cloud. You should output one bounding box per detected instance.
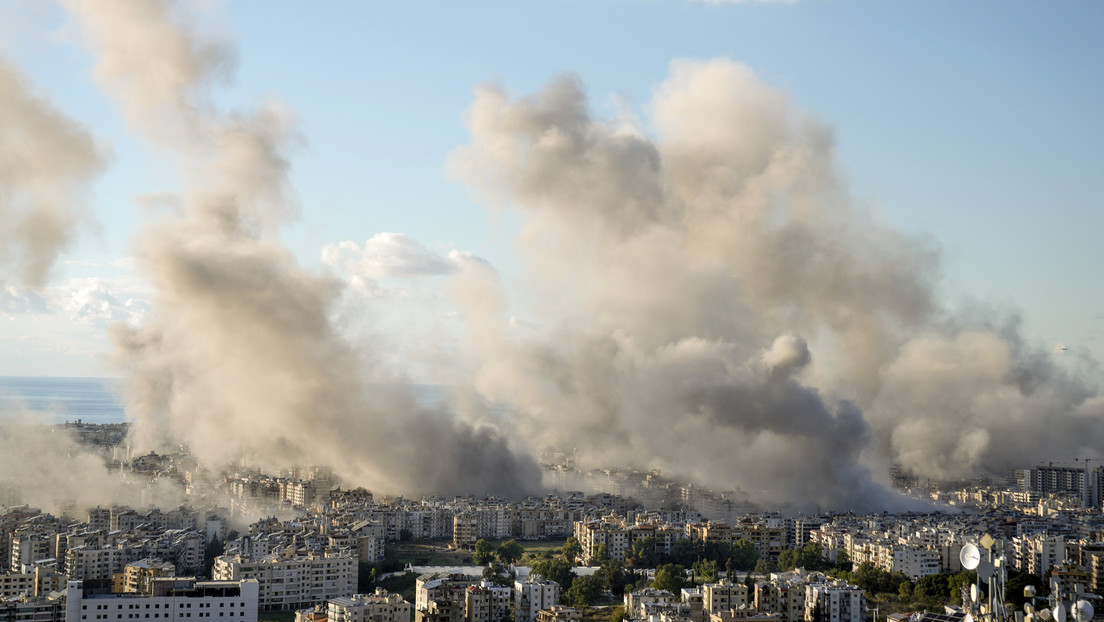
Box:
[0,282,50,315]
[57,278,149,326]
[322,232,458,280]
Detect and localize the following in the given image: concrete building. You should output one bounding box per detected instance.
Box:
[703,581,750,617]
[804,582,865,622]
[10,532,52,573]
[453,516,479,551]
[754,581,804,622]
[535,608,580,622]
[120,560,176,594]
[327,589,412,622]
[514,576,558,622]
[415,573,481,622]
[0,591,67,622]
[464,584,510,622]
[0,572,36,599]
[212,554,356,611]
[64,579,259,622]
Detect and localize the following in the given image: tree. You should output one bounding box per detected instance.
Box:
[498,540,525,565]
[627,537,658,568]
[652,564,687,593]
[728,540,759,572]
[484,562,512,587]
[474,539,496,565]
[1006,571,1047,608]
[563,537,583,563]
[532,558,575,592]
[754,560,779,575]
[669,539,701,567]
[598,558,627,595]
[799,542,825,571]
[203,537,225,577]
[693,559,718,583]
[399,529,413,542]
[565,574,603,608]
[834,550,851,572]
[593,543,611,565]
[899,581,913,600]
[609,605,626,622]
[849,562,908,595]
[778,549,800,571]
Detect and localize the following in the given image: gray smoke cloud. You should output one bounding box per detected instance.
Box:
[0,414,184,513]
[0,55,106,287]
[64,0,540,498]
[447,59,1104,509]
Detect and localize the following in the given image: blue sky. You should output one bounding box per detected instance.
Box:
[1,0,1102,377]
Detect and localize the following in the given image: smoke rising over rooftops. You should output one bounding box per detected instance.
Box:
[2,1,1102,513]
[445,60,1104,509]
[63,0,540,499]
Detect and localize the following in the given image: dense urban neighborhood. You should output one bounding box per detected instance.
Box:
[2,424,1104,622]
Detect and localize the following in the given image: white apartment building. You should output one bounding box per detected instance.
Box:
[515,577,558,622]
[212,553,356,611]
[878,545,941,580]
[574,520,683,563]
[328,589,412,622]
[1013,535,1066,579]
[64,579,259,622]
[804,582,864,622]
[11,532,52,573]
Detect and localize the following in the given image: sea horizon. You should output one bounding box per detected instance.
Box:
[0,376,467,426]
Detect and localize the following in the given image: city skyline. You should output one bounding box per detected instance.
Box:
[2,0,1104,508]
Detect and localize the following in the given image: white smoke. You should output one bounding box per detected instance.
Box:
[445,59,1104,509]
[63,0,540,498]
[0,55,106,287]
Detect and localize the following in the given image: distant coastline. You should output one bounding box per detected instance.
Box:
[0,376,127,425]
[0,377,480,426]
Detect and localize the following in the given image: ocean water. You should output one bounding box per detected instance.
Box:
[0,376,127,424]
[0,378,498,426]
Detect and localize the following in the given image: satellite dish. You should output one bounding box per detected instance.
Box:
[1056,604,1068,622]
[965,614,975,622]
[1072,600,1094,622]
[961,544,982,570]
[971,584,979,603]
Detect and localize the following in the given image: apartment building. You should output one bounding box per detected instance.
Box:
[754,581,804,622]
[327,589,412,622]
[464,583,510,622]
[212,553,356,611]
[514,576,558,622]
[703,581,749,617]
[804,582,865,622]
[64,579,259,622]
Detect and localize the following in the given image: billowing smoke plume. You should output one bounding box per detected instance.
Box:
[0,415,183,513]
[447,60,1104,509]
[0,55,105,287]
[64,0,540,498]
